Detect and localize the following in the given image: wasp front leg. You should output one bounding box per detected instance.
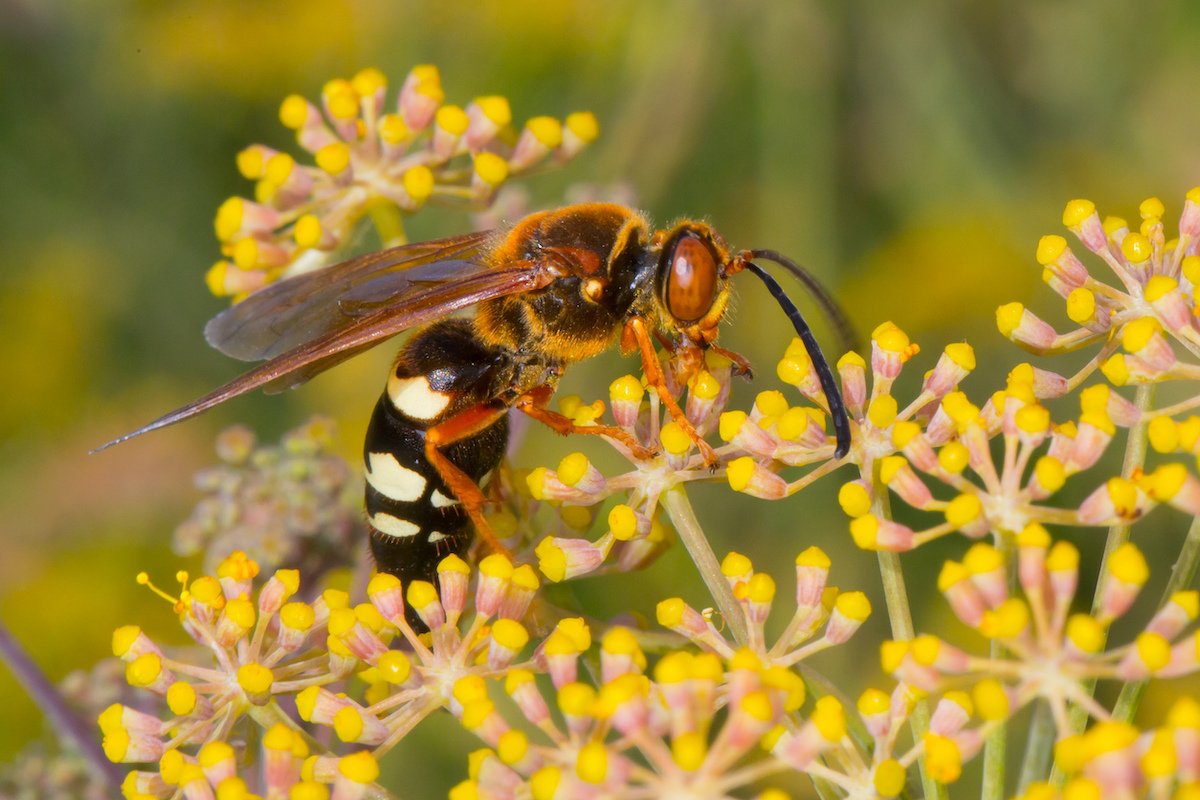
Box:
[622,317,720,469]
[515,384,657,460]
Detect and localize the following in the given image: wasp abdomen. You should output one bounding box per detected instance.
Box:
[363,320,508,629]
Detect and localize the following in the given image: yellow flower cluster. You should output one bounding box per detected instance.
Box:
[208,65,598,300]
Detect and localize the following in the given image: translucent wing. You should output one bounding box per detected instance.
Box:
[207,231,494,361]
[96,246,554,451]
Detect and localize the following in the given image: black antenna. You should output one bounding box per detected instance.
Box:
[745,249,860,356]
[743,260,852,459]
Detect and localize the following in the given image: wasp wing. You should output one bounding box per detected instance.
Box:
[206,231,494,362]
[95,253,552,451]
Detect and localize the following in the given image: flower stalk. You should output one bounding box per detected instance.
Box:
[1110,511,1200,722]
[1056,381,1156,780]
[663,486,750,647]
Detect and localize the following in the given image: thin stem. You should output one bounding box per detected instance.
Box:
[981,532,1015,800]
[1110,512,1200,722]
[0,615,123,799]
[368,199,407,248]
[870,464,945,800]
[1018,700,1057,791]
[662,486,748,647]
[1054,382,1156,786]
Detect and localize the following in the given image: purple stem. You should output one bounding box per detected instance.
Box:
[0,614,123,796]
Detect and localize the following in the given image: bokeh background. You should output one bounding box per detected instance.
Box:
[3,0,1200,794]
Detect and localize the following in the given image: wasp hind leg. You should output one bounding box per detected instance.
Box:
[423,401,514,559]
[364,319,511,631]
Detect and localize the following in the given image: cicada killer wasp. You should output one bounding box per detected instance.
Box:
[98,203,855,630]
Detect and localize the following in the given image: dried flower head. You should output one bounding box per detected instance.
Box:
[174,417,362,577]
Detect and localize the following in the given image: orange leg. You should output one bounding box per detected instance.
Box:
[624,317,719,469]
[516,384,657,460]
[425,402,513,558]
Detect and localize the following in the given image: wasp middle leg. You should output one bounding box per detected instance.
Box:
[515,384,657,460]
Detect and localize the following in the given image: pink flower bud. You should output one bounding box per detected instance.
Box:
[898,430,939,472]
[332,614,388,664]
[1067,420,1114,473]
[1078,479,1145,526]
[882,460,934,508]
[998,305,1058,350]
[872,340,905,381]
[508,675,552,727]
[1044,243,1090,289]
[838,354,867,411]
[929,695,971,737]
[1158,631,1200,678]
[923,344,975,398]
[795,547,831,609]
[1065,202,1109,254]
[1145,592,1198,639]
[1179,189,1200,238]
[923,404,956,446]
[399,67,442,131]
[726,457,788,499]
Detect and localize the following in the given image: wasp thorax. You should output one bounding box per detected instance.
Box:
[665,235,718,323]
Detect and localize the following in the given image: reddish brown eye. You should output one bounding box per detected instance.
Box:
[666,236,717,323]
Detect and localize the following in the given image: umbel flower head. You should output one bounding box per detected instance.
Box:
[830,323,1200,551]
[1012,697,1200,800]
[886,536,1200,738]
[101,547,543,785]
[451,617,1004,799]
[448,614,829,800]
[998,191,1200,398]
[119,723,385,800]
[656,547,871,669]
[209,64,599,299]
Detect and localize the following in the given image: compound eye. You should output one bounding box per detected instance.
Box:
[666,235,718,323]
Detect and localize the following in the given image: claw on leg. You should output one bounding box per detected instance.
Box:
[708,344,754,380]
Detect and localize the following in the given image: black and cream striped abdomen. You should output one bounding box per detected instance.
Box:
[364,320,509,624]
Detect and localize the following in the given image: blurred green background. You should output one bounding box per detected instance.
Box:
[3,0,1200,794]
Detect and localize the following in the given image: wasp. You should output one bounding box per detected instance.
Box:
[99,203,854,630]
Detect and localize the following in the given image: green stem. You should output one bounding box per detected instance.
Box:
[368,199,407,247]
[870,465,944,800]
[980,705,1006,800]
[981,534,1015,800]
[1053,382,1156,786]
[1017,700,1056,791]
[1110,512,1200,722]
[662,486,749,647]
